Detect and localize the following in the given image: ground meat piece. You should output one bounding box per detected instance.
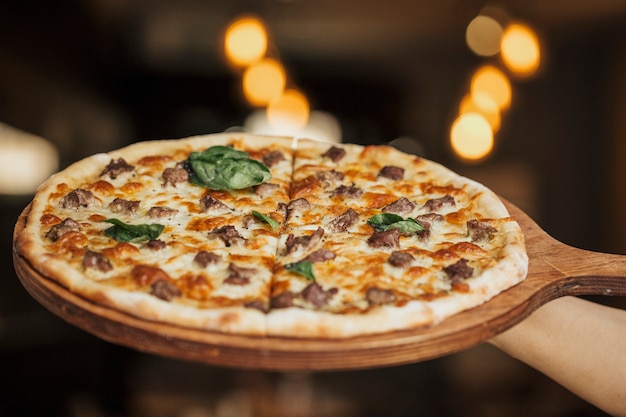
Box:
[366,287,397,305]
[322,145,346,162]
[143,239,167,251]
[271,292,295,308]
[254,182,280,198]
[132,265,171,286]
[162,163,189,187]
[422,195,455,212]
[200,194,229,212]
[82,250,113,272]
[286,198,310,220]
[150,279,181,301]
[100,158,134,179]
[46,218,81,241]
[328,208,358,232]
[467,219,497,242]
[443,258,474,283]
[210,225,245,247]
[315,170,344,187]
[331,185,363,199]
[387,251,414,268]
[302,249,336,263]
[416,213,444,224]
[382,197,415,215]
[378,165,404,180]
[301,282,337,308]
[108,198,140,216]
[245,300,268,312]
[146,206,177,219]
[367,228,401,248]
[61,189,95,209]
[193,250,221,268]
[262,150,285,167]
[285,227,324,254]
[276,202,288,218]
[226,263,256,283]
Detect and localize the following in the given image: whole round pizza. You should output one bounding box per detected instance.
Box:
[15,133,528,338]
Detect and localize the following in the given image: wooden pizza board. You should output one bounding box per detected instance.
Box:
[12,201,626,371]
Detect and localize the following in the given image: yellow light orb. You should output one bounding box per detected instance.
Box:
[460,92,501,132]
[450,113,494,161]
[242,58,286,107]
[501,23,541,77]
[224,17,268,67]
[267,89,310,133]
[470,65,512,110]
[465,15,504,57]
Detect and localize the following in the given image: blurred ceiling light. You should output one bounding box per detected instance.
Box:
[245,110,341,143]
[450,113,494,161]
[242,58,286,107]
[465,15,503,57]
[459,92,501,132]
[470,65,512,110]
[0,123,58,195]
[501,23,541,77]
[224,16,268,67]
[267,89,310,133]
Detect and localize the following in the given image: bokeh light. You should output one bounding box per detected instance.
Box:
[450,113,494,161]
[459,92,501,132]
[242,58,286,107]
[267,89,310,133]
[501,23,541,77]
[470,65,512,110]
[224,16,268,67]
[465,15,504,57]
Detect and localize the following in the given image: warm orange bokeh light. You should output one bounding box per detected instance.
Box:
[459,92,501,132]
[242,58,286,107]
[501,23,541,77]
[465,15,503,57]
[224,16,268,67]
[267,89,310,133]
[450,113,494,161]
[470,65,512,111]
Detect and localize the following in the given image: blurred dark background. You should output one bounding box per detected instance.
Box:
[2,1,626,416]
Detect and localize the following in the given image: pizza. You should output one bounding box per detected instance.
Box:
[15,133,528,338]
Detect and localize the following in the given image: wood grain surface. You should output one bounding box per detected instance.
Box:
[12,201,626,371]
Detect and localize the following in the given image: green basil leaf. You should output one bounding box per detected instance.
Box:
[103,219,165,243]
[189,146,249,162]
[285,261,316,281]
[252,210,280,230]
[186,146,272,190]
[367,213,426,234]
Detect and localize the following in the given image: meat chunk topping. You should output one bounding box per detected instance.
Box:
[46,218,81,241]
[210,225,245,247]
[367,228,401,249]
[322,145,346,162]
[443,258,474,283]
[331,185,363,199]
[328,208,358,232]
[200,194,229,213]
[422,195,455,212]
[100,158,134,179]
[262,150,285,167]
[467,219,497,242]
[367,287,396,305]
[162,163,189,187]
[382,197,415,215]
[150,280,181,301]
[193,250,221,268]
[285,227,324,254]
[378,165,404,181]
[302,249,336,263]
[387,251,414,268]
[224,263,256,285]
[61,189,95,209]
[108,198,140,216]
[301,282,338,308]
[146,206,178,219]
[82,250,113,272]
